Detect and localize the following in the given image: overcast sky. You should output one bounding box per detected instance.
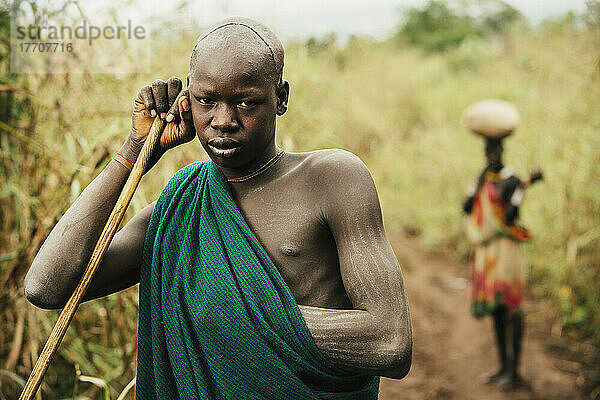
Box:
[171,0,590,42]
[44,0,591,43]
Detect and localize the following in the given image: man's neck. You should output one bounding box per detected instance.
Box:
[218,142,281,182]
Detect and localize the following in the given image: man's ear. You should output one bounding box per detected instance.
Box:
[276,80,289,116]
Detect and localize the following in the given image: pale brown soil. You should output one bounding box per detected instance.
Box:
[379,232,585,400]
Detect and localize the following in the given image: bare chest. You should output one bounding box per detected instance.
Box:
[230,183,351,308]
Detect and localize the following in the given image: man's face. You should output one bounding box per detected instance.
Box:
[188,34,285,169]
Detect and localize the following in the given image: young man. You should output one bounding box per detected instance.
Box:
[24,18,412,398]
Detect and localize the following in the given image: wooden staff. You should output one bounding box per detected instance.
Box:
[19,117,167,400]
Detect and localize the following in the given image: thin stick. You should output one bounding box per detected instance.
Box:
[19,117,166,400]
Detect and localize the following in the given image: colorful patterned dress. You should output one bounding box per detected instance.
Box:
[464,167,529,317]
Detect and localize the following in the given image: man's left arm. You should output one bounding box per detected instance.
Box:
[299,150,412,379]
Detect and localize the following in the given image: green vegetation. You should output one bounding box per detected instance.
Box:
[393,0,524,53]
[1,1,599,398]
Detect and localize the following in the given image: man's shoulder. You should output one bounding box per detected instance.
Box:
[157,161,205,203]
[290,149,375,203]
[167,161,205,185]
[298,149,370,179]
[291,149,382,226]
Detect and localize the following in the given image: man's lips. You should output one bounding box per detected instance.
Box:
[208,137,241,149]
[207,137,242,158]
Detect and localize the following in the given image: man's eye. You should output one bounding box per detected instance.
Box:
[238,100,256,109]
[196,97,215,105]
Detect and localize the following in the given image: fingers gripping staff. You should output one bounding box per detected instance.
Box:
[132,77,195,170]
[19,96,178,400]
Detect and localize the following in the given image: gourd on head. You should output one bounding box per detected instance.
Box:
[462,99,520,139]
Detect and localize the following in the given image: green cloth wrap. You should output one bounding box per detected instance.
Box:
[136,160,380,399]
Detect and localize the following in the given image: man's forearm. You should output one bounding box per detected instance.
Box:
[24,138,141,308]
[298,305,412,379]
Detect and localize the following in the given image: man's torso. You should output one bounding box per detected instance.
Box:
[227,150,353,309]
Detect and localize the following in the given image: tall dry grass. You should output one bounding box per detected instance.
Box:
[1,4,599,398]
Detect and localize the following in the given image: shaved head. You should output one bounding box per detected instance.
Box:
[186,17,290,171]
[190,17,285,86]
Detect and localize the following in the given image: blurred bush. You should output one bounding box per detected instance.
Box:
[393,0,525,53]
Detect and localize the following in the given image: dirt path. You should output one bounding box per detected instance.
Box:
[379,232,584,400]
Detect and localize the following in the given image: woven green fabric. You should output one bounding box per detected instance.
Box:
[136,160,380,399]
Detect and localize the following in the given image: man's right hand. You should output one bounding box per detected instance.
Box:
[131,77,196,161]
[26,76,197,309]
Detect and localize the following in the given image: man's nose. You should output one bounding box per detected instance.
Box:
[210,103,239,132]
